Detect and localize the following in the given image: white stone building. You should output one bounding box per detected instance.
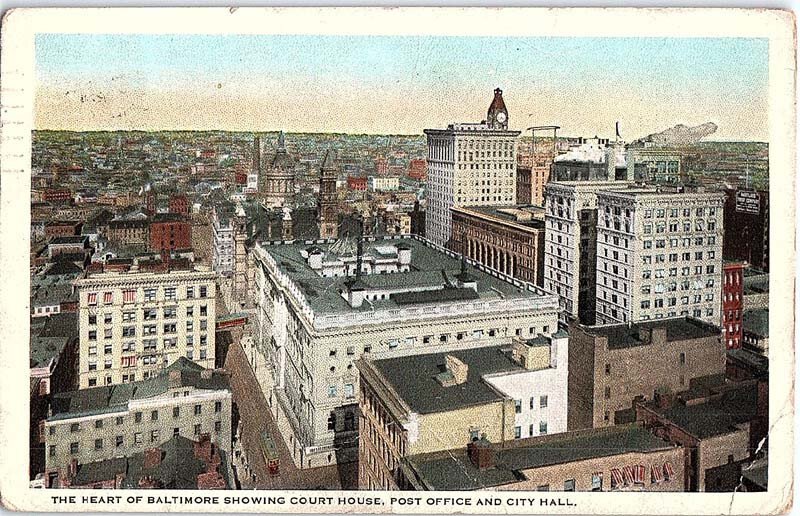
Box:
[424,88,520,247]
[482,331,570,439]
[594,186,724,325]
[73,267,216,389]
[250,235,560,469]
[544,181,632,324]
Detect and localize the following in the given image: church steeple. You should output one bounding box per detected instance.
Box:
[264,131,295,208]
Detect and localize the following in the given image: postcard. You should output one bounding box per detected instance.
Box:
[0,6,795,515]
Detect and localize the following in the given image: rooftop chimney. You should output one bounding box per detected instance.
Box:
[143,447,163,469]
[445,355,468,385]
[467,434,494,470]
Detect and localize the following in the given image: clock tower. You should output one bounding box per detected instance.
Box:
[487,87,509,130]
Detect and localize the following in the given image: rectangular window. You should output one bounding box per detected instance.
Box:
[194,404,202,416]
[514,426,521,439]
[150,430,159,442]
[540,395,548,408]
[144,288,157,302]
[564,479,576,492]
[134,432,142,445]
[328,385,337,398]
[592,472,603,491]
[134,412,142,423]
[199,286,208,298]
[115,435,123,447]
[94,438,103,450]
[194,424,201,436]
[539,421,548,435]
[164,287,177,300]
[515,399,522,414]
[70,442,79,454]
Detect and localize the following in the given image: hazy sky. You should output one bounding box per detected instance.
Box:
[35,34,768,140]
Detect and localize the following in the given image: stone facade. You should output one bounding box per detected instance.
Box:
[567,317,724,430]
[450,205,545,286]
[74,268,217,388]
[424,89,520,247]
[544,181,629,324]
[594,188,724,326]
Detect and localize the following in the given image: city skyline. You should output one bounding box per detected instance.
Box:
[35,34,768,141]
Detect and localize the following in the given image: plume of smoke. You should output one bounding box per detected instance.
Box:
[635,122,718,146]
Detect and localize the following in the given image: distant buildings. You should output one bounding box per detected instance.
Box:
[250,236,560,469]
[450,205,545,286]
[567,317,724,430]
[552,137,627,182]
[211,205,237,277]
[424,88,520,247]
[742,308,769,355]
[407,158,427,181]
[368,176,399,192]
[43,358,231,487]
[108,218,149,247]
[263,132,296,208]
[74,265,216,388]
[346,176,367,192]
[594,186,724,326]
[318,150,339,239]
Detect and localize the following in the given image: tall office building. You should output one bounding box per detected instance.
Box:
[424,88,521,247]
[247,134,260,193]
[74,266,217,389]
[594,186,724,325]
[544,181,631,324]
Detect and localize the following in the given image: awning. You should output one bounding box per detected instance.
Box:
[610,468,624,489]
[103,292,113,304]
[634,464,646,484]
[123,289,136,303]
[664,461,675,480]
[622,465,635,485]
[87,292,97,305]
[652,463,664,483]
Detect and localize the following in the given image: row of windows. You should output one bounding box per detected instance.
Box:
[86,285,208,305]
[514,421,548,438]
[642,236,717,248]
[643,220,717,234]
[514,395,549,413]
[50,421,223,457]
[643,207,716,218]
[642,266,716,279]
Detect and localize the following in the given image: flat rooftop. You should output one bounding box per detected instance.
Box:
[371,345,523,415]
[407,424,674,490]
[647,382,760,439]
[455,205,545,229]
[743,309,769,337]
[49,358,229,421]
[259,236,550,316]
[579,317,720,350]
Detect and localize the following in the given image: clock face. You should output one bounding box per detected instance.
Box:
[496,112,507,123]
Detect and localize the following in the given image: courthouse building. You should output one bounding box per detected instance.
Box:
[250,235,560,469]
[73,264,216,388]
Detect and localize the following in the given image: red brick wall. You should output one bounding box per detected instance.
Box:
[149,220,191,253]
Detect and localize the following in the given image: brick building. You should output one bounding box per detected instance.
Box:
[168,194,190,215]
[721,261,745,349]
[149,213,192,254]
[635,380,767,492]
[567,317,725,430]
[450,205,545,286]
[403,424,684,492]
[46,434,231,489]
[45,220,83,239]
[43,189,73,204]
[346,176,367,191]
[108,218,150,246]
[407,158,427,181]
